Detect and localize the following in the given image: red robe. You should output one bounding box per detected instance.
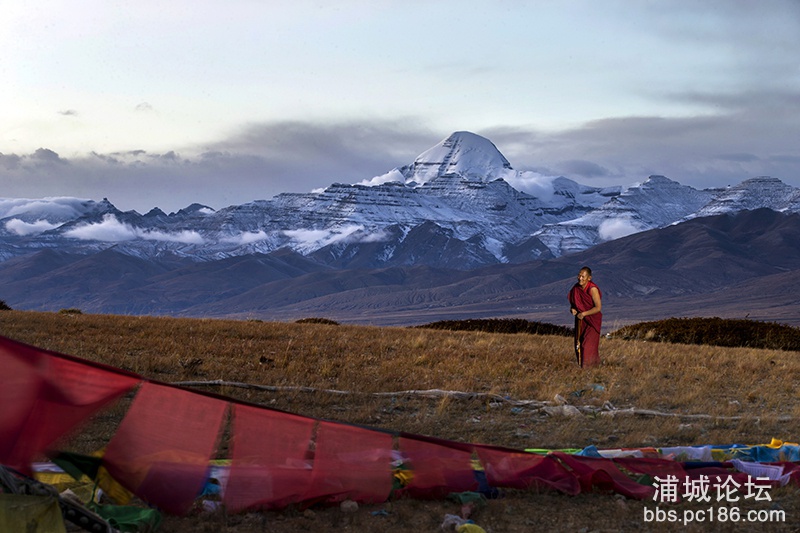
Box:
[568,281,602,367]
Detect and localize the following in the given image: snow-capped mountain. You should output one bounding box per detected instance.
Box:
[368,130,514,185]
[0,197,116,234]
[534,175,717,256]
[1,131,799,269]
[684,176,800,219]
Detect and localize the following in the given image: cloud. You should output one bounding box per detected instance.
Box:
[2,120,437,214]
[598,218,640,241]
[64,214,204,243]
[358,169,405,187]
[666,89,800,113]
[490,92,800,190]
[769,155,800,164]
[2,0,798,221]
[558,160,610,178]
[141,228,204,244]
[64,215,138,241]
[0,197,95,221]
[206,120,436,179]
[716,153,760,163]
[1,101,799,217]
[503,172,558,202]
[156,151,182,163]
[223,230,270,245]
[0,153,22,170]
[4,219,60,236]
[31,148,67,165]
[283,228,331,244]
[359,229,391,243]
[283,224,382,252]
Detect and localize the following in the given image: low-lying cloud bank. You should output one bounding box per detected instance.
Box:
[63,214,204,244]
[283,224,389,253]
[598,218,641,241]
[0,197,97,222]
[4,219,60,236]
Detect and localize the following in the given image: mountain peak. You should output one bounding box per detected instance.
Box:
[688,176,799,219]
[643,175,672,184]
[399,131,513,185]
[176,203,215,216]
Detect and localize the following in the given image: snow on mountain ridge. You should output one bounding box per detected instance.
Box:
[0,197,122,239]
[686,177,800,220]
[2,132,799,267]
[360,132,597,207]
[399,131,513,185]
[535,175,718,256]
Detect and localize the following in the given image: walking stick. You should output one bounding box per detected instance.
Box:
[574,316,582,366]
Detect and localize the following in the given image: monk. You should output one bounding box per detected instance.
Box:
[568,266,603,367]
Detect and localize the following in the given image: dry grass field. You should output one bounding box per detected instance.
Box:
[1,310,799,532]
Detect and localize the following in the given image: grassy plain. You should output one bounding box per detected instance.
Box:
[1,310,798,532]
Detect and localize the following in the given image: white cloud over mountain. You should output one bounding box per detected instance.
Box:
[64,214,204,244]
[222,231,270,246]
[283,224,370,253]
[598,218,641,241]
[5,219,60,236]
[0,197,95,221]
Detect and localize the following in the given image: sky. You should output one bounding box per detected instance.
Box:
[1,0,799,213]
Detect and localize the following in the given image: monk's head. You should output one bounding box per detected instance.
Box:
[577,266,592,287]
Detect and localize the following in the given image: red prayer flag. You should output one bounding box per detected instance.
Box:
[551,452,655,499]
[0,336,140,473]
[614,456,687,479]
[301,421,393,505]
[103,382,228,515]
[474,444,581,495]
[397,435,477,498]
[224,404,316,512]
